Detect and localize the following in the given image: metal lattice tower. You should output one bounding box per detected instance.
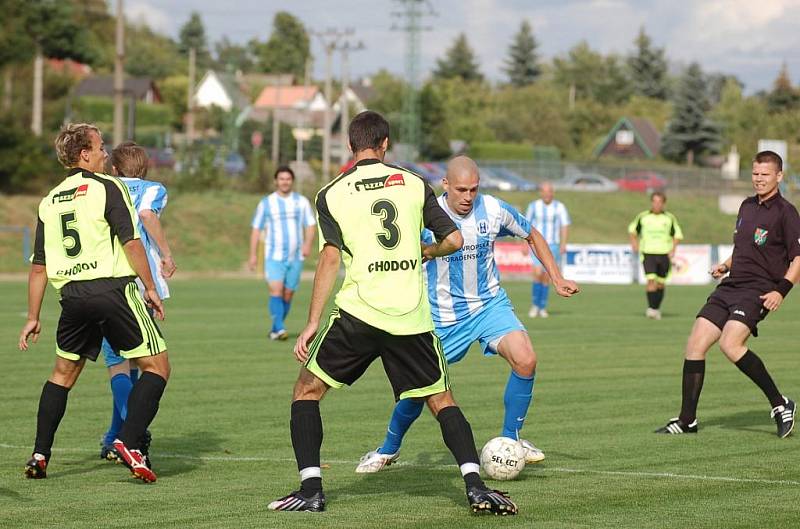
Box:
[392,0,435,160]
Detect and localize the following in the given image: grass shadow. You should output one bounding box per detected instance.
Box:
[328,465,465,507]
[144,430,227,478]
[703,408,775,436]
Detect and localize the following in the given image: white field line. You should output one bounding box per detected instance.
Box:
[2,443,797,486]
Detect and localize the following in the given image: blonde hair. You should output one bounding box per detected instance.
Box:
[111,141,149,178]
[54,123,101,168]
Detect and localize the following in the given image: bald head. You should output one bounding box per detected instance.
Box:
[539,180,554,203]
[443,156,480,216]
[446,155,480,184]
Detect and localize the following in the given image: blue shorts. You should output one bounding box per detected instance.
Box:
[265,259,303,291]
[436,294,527,364]
[531,243,562,268]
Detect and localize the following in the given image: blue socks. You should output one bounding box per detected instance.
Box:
[501,371,535,439]
[532,283,550,309]
[378,399,425,455]
[104,373,133,445]
[269,295,285,332]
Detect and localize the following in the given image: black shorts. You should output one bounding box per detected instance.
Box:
[304,308,449,400]
[696,283,768,337]
[56,278,167,362]
[642,253,671,281]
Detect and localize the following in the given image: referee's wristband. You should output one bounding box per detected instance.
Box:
[776,278,794,298]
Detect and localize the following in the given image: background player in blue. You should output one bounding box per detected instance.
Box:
[525,181,571,318]
[249,166,316,340]
[356,156,579,473]
[99,142,176,461]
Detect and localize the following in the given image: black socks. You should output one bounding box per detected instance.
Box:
[34,381,70,457]
[118,372,167,449]
[291,400,324,496]
[679,359,705,424]
[735,350,784,408]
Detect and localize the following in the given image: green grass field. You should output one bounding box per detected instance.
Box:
[2,279,799,528]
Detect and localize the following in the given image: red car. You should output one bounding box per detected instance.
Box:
[617,171,666,193]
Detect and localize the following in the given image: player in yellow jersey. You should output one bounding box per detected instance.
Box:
[267,111,518,515]
[19,123,170,483]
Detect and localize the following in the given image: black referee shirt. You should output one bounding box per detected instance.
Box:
[725,192,800,292]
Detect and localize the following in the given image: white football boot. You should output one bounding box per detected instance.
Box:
[355,449,399,473]
[518,439,545,464]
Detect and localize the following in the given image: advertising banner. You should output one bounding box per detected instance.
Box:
[637,244,712,285]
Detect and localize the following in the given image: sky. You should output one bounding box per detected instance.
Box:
[122,0,800,93]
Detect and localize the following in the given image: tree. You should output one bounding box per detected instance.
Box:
[433,33,483,82]
[127,25,184,79]
[215,37,255,73]
[553,41,630,105]
[251,12,310,78]
[178,12,211,67]
[419,82,451,159]
[766,63,799,113]
[661,63,721,165]
[627,27,669,100]
[503,20,540,87]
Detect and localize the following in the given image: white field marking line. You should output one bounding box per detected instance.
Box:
[2,443,797,486]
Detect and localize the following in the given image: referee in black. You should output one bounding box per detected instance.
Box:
[19,123,170,482]
[656,150,799,437]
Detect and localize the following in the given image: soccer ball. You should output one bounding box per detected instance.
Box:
[480,436,526,481]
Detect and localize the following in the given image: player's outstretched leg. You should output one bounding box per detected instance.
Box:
[356,398,424,473]
[501,371,543,463]
[430,394,517,515]
[734,349,794,437]
[656,358,704,434]
[25,381,70,479]
[269,399,326,512]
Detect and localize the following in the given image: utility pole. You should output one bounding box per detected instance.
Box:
[113,0,125,146]
[31,48,43,136]
[312,29,350,180]
[392,0,435,160]
[186,47,196,145]
[335,40,364,166]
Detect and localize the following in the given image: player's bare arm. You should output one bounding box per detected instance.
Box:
[629,232,639,254]
[422,230,463,261]
[670,237,680,259]
[526,228,579,296]
[139,209,176,278]
[123,239,164,320]
[559,225,569,256]
[294,244,341,362]
[248,227,262,271]
[760,255,800,311]
[19,264,47,351]
[302,225,317,258]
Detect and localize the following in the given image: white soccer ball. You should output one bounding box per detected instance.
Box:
[480,436,526,481]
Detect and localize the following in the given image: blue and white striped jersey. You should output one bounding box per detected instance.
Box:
[119,177,170,299]
[251,192,316,261]
[423,194,531,327]
[525,199,570,245]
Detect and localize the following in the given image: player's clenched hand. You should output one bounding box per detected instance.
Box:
[161,255,177,278]
[555,278,579,297]
[710,263,729,279]
[760,291,784,311]
[144,288,165,320]
[19,319,41,351]
[294,322,319,363]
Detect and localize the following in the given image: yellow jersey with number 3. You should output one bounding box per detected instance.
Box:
[315,159,457,335]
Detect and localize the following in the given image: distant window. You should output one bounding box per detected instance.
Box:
[616,130,634,146]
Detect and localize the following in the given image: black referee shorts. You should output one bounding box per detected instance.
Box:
[642,253,671,282]
[304,308,449,400]
[697,283,768,337]
[56,279,166,362]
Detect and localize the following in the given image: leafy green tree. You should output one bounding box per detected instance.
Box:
[712,79,769,166]
[627,27,668,100]
[433,33,483,82]
[251,12,310,78]
[178,12,211,67]
[487,83,572,152]
[127,25,184,79]
[364,70,406,126]
[661,63,721,165]
[215,37,255,73]
[766,63,799,113]
[553,41,630,105]
[503,20,540,87]
[427,78,493,143]
[419,82,450,159]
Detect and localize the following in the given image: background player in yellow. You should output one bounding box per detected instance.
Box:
[628,191,683,320]
[19,123,170,483]
[268,111,518,515]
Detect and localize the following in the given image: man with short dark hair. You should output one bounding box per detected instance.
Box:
[628,191,683,319]
[249,165,316,340]
[268,111,518,515]
[20,124,170,483]
[656,150,799,437]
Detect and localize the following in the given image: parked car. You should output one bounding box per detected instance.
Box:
[617,171,667,193]
[215,152,247,176]
[552,173,618,192]
[485,166,538,192]
[145,148,176,169]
